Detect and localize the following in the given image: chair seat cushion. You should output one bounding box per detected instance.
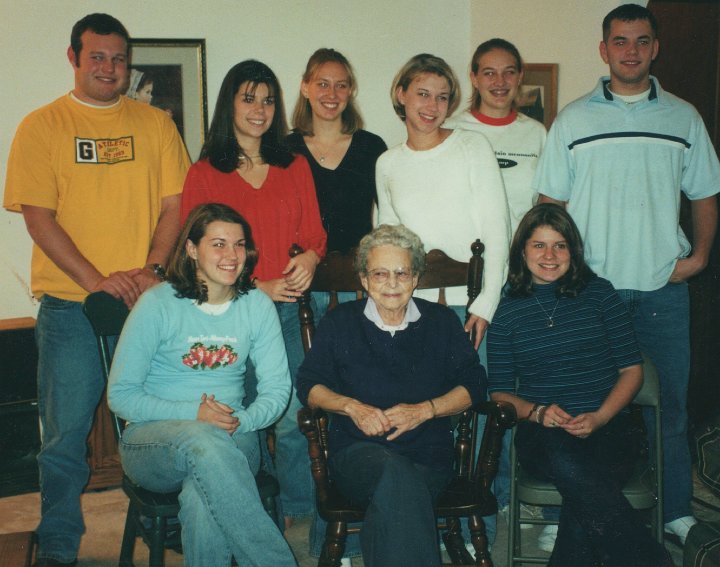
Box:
[516,462,656,509]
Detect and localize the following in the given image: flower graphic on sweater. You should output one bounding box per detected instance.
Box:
[182,343,238,370]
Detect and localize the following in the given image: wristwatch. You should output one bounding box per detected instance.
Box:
[145,263,167,281]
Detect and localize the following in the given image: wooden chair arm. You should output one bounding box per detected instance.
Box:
[473,400,517,492]
[297,407,332,503]
[474,399,517,430]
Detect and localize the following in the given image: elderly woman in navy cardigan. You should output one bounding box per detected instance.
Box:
[296,224,485,567]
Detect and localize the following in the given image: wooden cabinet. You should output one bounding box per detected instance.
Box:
[0,317,121,494]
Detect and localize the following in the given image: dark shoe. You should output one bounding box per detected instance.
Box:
[32,558,78,567]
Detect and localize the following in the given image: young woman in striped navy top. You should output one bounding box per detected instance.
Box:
[487,203,671,566]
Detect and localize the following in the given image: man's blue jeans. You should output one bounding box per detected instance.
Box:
[616,282,693,523]
[120,421,295,566]
[34,295,107,563]
[273,300,315,518]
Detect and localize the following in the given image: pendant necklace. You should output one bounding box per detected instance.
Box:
[535,297,560,328]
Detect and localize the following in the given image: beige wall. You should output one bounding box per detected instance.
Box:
[470,0,632,109]
[0,0,635,318]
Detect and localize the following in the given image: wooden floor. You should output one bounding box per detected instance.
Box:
[0,531,34,567]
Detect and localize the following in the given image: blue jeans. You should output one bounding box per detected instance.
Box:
[273,300,315,517]
[34,295,108,563]
[331,442,452,567]
[515,415,669,566]
[120,420,295,566]
[617,282,693,523]
[309,291,363,558]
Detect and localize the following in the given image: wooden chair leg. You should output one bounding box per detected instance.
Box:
[148,515,167,567]
[468,514,492,567]
[118,501,137,567]
[261,493,280,528]
[318,521,348,567]
[443,516,474,565]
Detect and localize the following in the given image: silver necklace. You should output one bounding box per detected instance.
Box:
[535,297,560,328]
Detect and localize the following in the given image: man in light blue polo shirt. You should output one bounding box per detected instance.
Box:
[534,3,719,547]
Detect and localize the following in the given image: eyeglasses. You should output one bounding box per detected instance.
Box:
[367,268,414,284]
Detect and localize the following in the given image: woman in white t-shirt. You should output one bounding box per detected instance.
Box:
[445,38,546,236]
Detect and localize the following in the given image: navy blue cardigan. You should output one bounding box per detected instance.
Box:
[296,298,486,472]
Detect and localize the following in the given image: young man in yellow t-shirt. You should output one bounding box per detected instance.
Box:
[3,13,190,567]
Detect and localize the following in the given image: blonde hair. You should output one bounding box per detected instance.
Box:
[291,48,363,136]
[390,53,460,121]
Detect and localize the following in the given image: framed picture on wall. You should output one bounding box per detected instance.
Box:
[518,63,559,130]
[128,38,208,161]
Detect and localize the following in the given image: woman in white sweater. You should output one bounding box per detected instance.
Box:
[376,53,510,348]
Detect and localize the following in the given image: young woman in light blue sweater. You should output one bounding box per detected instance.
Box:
[108,203,296,567]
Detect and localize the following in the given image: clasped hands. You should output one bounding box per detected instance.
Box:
[197,393,239,435]
[345,400,433,441]
[255,250,319,302]
[541,403,607,439]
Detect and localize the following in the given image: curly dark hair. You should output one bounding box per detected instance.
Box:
[508,204,595,298]
[200,60,293,172]
[167,203,258,303]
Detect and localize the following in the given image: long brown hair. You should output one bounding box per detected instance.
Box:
[508,204,594,298]
[167,203,258,303]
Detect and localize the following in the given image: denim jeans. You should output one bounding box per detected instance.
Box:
[120,420,295,566]
[273,300,315,517]
[34,295,108,563]
[516,415,670,566]
[312,291,360,321]
[331,442,452,567]
[617,282,693,523]
[309,291,363,558]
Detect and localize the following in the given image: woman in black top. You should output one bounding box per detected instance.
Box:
[288,48,386,257]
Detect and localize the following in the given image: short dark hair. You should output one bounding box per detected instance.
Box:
[200,60,293,172]
[70,13,130,65]
[507,204,595,298]
[602,4,658,42]
[469,38,523,111]
[390,54,461,121]
[167,203,258,303]
[292,48,363,136]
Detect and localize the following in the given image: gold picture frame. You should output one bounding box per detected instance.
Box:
[128,38,208,161]
[519,63,559,130]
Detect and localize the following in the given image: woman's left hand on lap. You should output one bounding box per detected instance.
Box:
[563,411,607,438]
[385,402,433,441]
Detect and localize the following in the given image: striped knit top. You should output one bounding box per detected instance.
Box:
[487,276,641,415]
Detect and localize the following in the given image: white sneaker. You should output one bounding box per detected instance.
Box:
[537,524,558,553]
[498,504,539,529]
[664,515,697,546]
